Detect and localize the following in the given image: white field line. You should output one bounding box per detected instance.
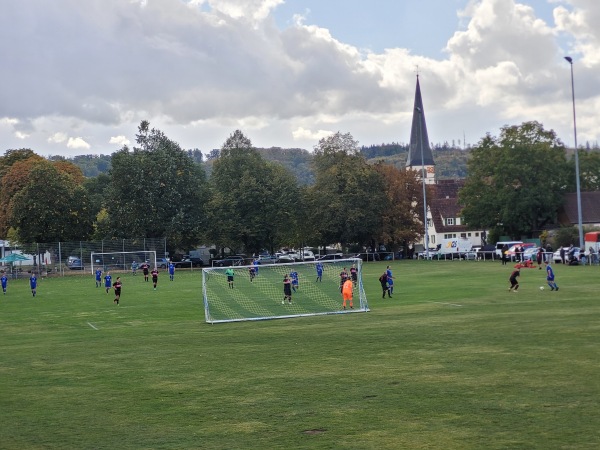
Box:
[87,322,99,330]
[430,301,463,307]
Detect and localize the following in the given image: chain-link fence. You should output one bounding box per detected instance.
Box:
[0,238,167,278]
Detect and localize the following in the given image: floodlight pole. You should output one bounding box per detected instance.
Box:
[416,106,429,259]
[564,56,584,249]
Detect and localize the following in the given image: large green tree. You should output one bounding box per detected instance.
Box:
[207,130,298,255]
[105,121,209,252]
[459,121,570,239]
[9,162,94,242]
[305,132,385,249]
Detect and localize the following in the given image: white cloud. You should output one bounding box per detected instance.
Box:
[67,137,91,150]
[48,132,68,144]
[109,135,130,146]
[292,127,333,141]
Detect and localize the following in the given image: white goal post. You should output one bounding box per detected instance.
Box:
[202,257,369,324]
[90,250,157,273]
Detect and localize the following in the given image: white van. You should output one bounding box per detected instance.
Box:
[495,241,523,258]
[438,238,473,259]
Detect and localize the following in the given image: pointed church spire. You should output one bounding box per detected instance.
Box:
[406,76,435,172]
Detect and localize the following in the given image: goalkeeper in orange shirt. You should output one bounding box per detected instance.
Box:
[342,277,354,310]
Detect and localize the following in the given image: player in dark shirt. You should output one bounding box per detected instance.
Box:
[113,277,122,305]
[339,268,349,292]
[151,268,158,290]
[282,274,292,304]
[509,269,520,292]
[142,262,150,282]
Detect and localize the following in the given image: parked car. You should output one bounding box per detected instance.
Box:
[67,258,84,270]
[296,250,315,261]
[213,256,244,267]
[173,257,203,268]
[522,247,542,262]
[505,243,537,260]
[275,254,295,263]
[156,258,170,269]
[317,253,344,261]
[553,246,581,263]
[383,252,404,261]
[256,255,278,264]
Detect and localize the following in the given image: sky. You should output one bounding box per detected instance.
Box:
[1,0,599,157]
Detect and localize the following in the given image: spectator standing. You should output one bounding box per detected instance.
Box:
[501,244,509,265]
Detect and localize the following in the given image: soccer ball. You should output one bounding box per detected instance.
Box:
[539,286,544,290]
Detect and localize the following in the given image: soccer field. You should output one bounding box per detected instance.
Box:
[1,261,599,449]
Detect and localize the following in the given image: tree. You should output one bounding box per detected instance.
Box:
[573,149,600,191]
[8,162,94,242]
[0,149,42,182]
[105,122,209,252]
[207,130,298,255]
[459,121,570,239]
[0,156,46,236]
[373,163,425,252]
[305,132,385,249]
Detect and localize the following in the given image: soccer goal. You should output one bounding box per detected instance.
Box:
[202,258,369,324]
[90,250,157,273]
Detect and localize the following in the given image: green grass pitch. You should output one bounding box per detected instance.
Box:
[1,261,599,449]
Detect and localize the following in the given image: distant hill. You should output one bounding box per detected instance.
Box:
[64,144,470,183]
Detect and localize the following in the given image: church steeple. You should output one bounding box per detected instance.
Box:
[406,76,435,184]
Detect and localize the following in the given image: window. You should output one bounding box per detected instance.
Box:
[461,233,467,238]
[446,218,454,226]
[427,219,433,228]
[430,235,436,244]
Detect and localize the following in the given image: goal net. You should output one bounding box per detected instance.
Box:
[90,250,157,273]
[202,258,369,324]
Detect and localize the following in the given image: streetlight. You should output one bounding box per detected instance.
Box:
[564,56,584,249]
[416,106,429,259]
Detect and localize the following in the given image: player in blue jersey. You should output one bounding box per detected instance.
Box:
[95,267,103,288]
[168,262,175,281]
[385,265,394,295]
[315,262,323,282]
[290,270,299,292]
[30,273,37,297]
[545,261,559,291]
[1,272,8,294]
[104,272,112,294]
[253,258,260,276]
